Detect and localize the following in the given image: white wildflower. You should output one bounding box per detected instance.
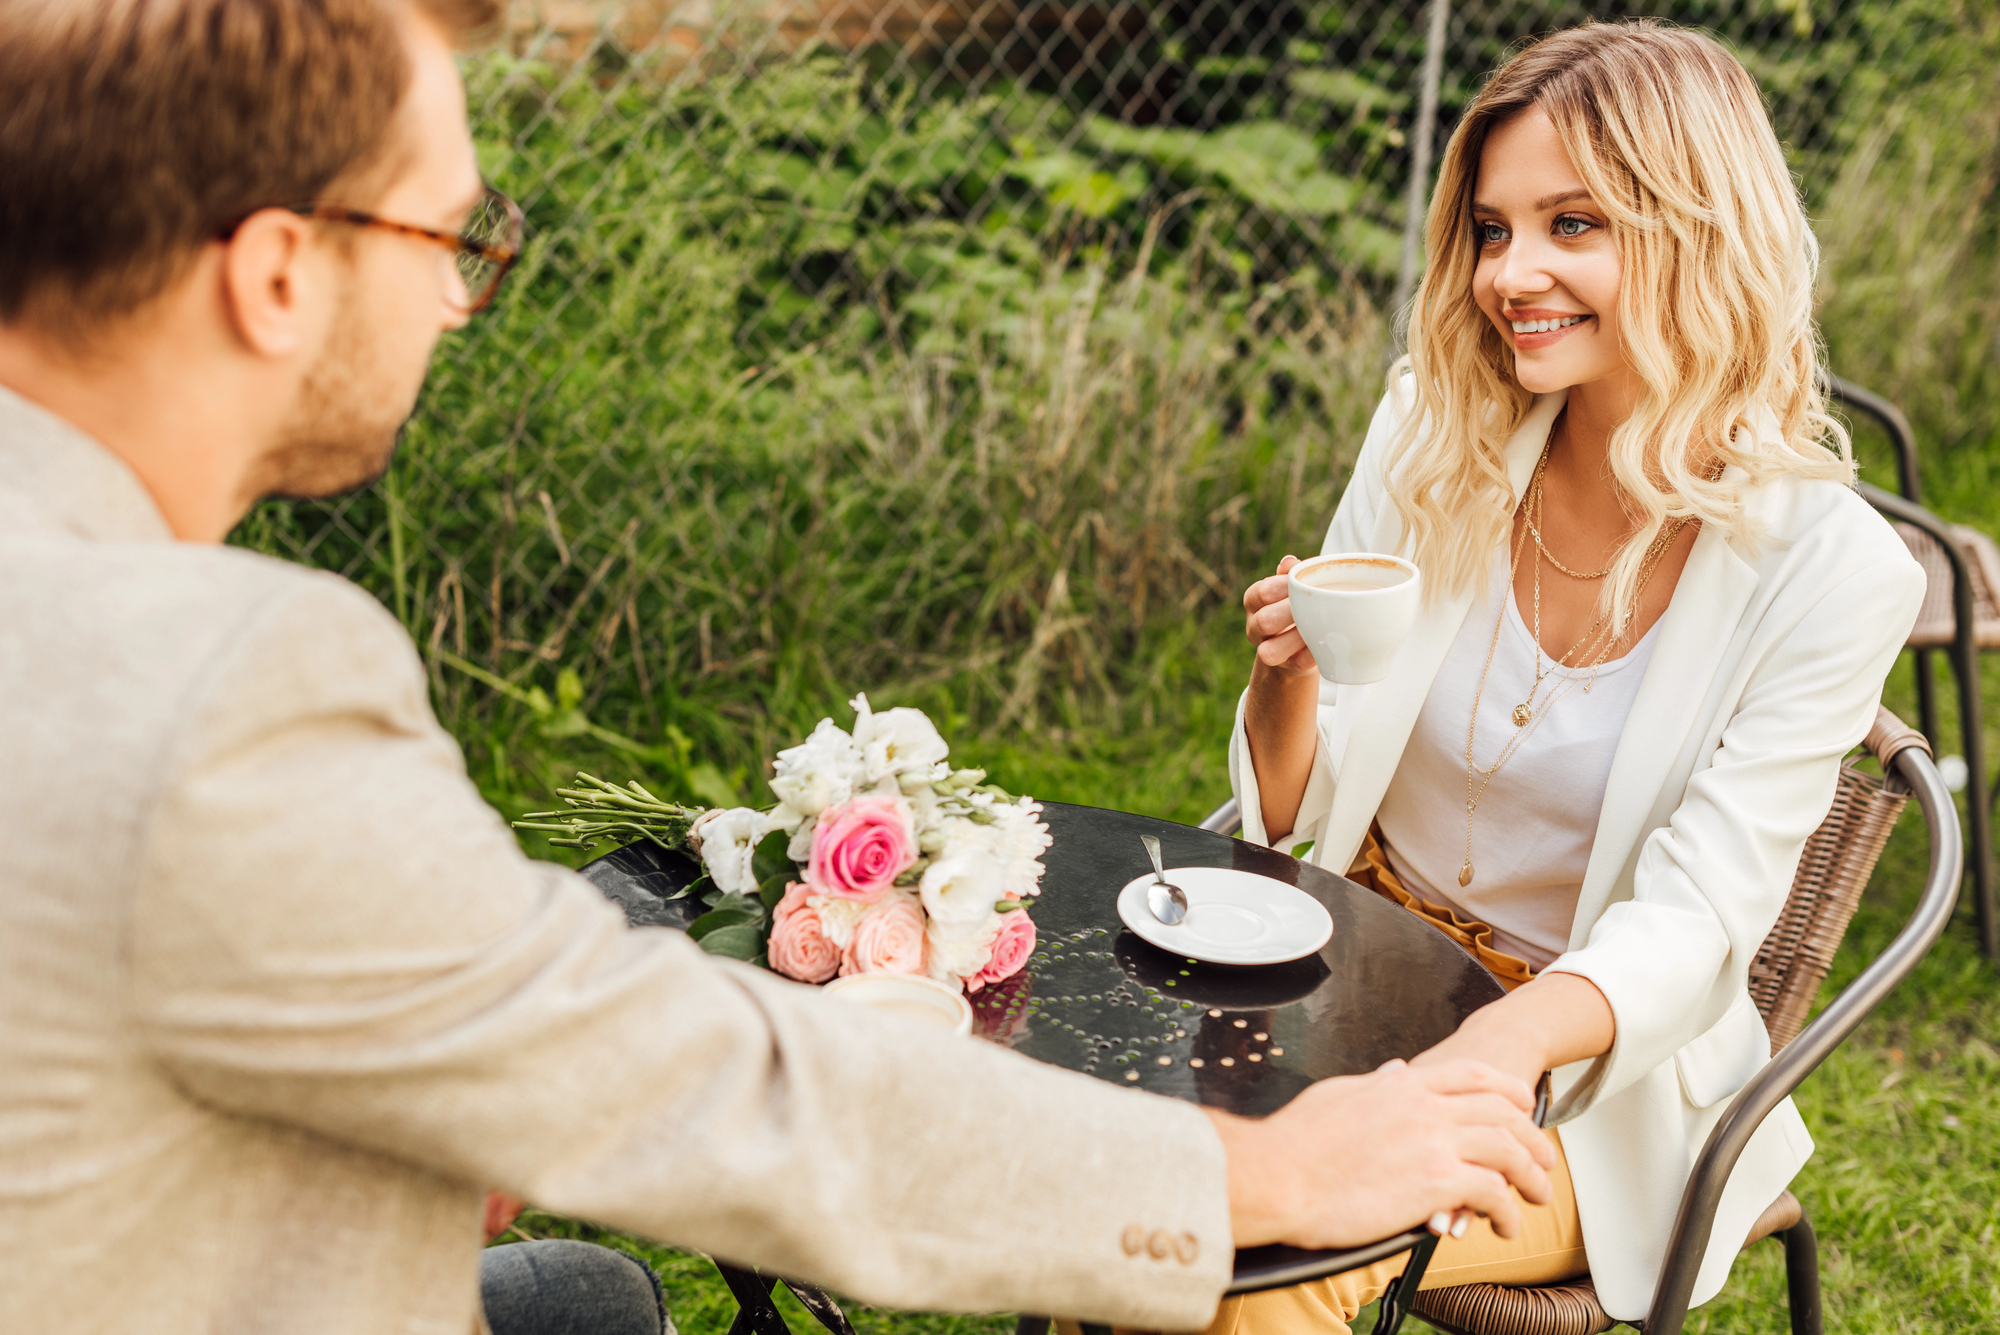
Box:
[987,797,1052,900]
[925,913,1001,985]
[810,895,871,951]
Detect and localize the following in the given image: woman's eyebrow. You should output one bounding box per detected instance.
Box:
[1534,188,1594,210]
[1469,188,1594,216]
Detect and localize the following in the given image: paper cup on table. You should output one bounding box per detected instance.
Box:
[1285,553,1420,685]
[822,972,974,1036]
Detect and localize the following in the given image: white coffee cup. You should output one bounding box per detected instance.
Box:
[822,972,974,1035]
[1284,553,1421,684]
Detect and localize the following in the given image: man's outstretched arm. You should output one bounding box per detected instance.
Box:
[132,573,1548,1329]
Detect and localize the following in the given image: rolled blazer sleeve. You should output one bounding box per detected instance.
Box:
[1542,551,1926,1120]
[128,576,1233,1328]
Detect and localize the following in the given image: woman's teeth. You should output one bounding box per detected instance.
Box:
[1511,315,1586,334]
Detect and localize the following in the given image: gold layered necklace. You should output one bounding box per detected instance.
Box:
[1457,441,1693,889]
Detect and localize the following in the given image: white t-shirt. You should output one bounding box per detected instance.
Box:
[1374,547,1661,970]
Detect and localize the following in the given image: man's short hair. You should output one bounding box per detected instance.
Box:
[0,0,500,334]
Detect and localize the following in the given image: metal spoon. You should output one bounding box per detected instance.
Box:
[1140,834,1189,925]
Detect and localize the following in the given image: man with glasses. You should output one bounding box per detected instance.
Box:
[0,2,1553,1333]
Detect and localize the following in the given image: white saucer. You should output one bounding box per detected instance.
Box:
[1116,867,1334,965]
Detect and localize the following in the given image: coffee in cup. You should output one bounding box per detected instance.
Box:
[1284,553,1420,684]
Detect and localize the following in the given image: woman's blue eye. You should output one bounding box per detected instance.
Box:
[1555,216,1594,238]
[1478,222,1508,244]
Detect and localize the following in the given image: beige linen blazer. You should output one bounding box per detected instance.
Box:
[0,385,1231,1335]
[1229,385,1925,1319]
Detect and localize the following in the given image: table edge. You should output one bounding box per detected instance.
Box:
[1226,1227,1432,1295]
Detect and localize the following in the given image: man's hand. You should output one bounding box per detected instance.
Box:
[1206,1058,1555,1250]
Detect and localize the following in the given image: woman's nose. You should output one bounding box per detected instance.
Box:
[1493,233,1554,302]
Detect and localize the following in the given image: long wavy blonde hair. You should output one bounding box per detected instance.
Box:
[1388,20,1851,623]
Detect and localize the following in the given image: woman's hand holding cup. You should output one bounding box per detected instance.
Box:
[1244,555,1320,676]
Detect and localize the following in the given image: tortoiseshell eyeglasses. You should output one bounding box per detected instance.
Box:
[287,184,525,314]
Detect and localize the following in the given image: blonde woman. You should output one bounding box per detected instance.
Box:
[1225,21,1924,1333]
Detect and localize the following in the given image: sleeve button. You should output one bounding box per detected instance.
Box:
[1121,1225,1145,1256]
[1176,1233,1200,1265]
[1147,1229,1173,1259]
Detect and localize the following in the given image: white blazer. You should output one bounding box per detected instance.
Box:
[1229,386,1925,1318]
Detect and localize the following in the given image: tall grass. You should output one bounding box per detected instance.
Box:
[231,6,2000,829]
[236,53,1392,824]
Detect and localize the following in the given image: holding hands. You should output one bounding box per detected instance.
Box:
[1207,1058,1555,1250]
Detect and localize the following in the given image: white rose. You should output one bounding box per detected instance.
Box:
[919,849,1005,925]
[690,806,771,896]
[926,913,1001,985]
[850,692,950,783]
[769,718,864,820]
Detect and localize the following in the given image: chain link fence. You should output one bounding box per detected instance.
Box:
[236,0,2000,798]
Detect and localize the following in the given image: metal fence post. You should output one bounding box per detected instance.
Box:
[1393,0,1452,323]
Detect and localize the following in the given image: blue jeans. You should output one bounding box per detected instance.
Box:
[481,1239,668,1335]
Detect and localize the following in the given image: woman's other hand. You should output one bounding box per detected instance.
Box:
[1244,555,1319,674]
[1412,973,1617,1099]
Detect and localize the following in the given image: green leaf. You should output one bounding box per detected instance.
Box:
[555,667,584,710]
[689,893,766,941]
[697,922,769,962]
[1286,68,1407,114]
[759,877,790,912]
[751,829,795,885]
[1291,841,1314,859]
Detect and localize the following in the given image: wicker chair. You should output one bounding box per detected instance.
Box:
[1201,706,1963,1335]
[1829,373,1997,959]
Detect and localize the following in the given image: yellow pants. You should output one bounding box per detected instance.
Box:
[1198,1127,1584,1335]
[1205,828,1588,1335]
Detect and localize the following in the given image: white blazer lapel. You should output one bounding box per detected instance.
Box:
[1570,512,1760,940]
[1315,391,1567,872]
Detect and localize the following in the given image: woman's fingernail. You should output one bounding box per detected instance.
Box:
[1451,1215,1471,1239]
[1428,1211,1453,1236]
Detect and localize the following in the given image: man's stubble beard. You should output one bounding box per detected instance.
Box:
[252,273,422,502]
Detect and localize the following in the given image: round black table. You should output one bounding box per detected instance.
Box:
[580,800,1508,1307]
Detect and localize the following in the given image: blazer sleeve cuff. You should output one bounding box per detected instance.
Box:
[1229,684,1338,858]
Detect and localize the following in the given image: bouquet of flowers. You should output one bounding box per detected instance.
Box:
[517,695,1048,995]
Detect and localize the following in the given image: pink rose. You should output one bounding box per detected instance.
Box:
[842,895,928,977]
[768,882,840,983]
[968,908,1037,993]
[806,795,918,902]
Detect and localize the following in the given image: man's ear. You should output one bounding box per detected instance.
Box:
[218,209,325,359]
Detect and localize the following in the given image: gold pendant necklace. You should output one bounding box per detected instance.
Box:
[1460,443,1695,888]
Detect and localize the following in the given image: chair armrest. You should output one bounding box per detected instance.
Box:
[1859,483,1978,652]
[1200,797,1243,835]
[1642,742,1963,1335]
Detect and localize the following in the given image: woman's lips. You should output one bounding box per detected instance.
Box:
[1509,314,1593,350]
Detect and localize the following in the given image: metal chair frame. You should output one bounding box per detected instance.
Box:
[1827,372,1997,957]
[1196,721,1961,1334]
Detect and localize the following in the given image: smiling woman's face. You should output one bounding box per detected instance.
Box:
[1471,107,1629,397]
